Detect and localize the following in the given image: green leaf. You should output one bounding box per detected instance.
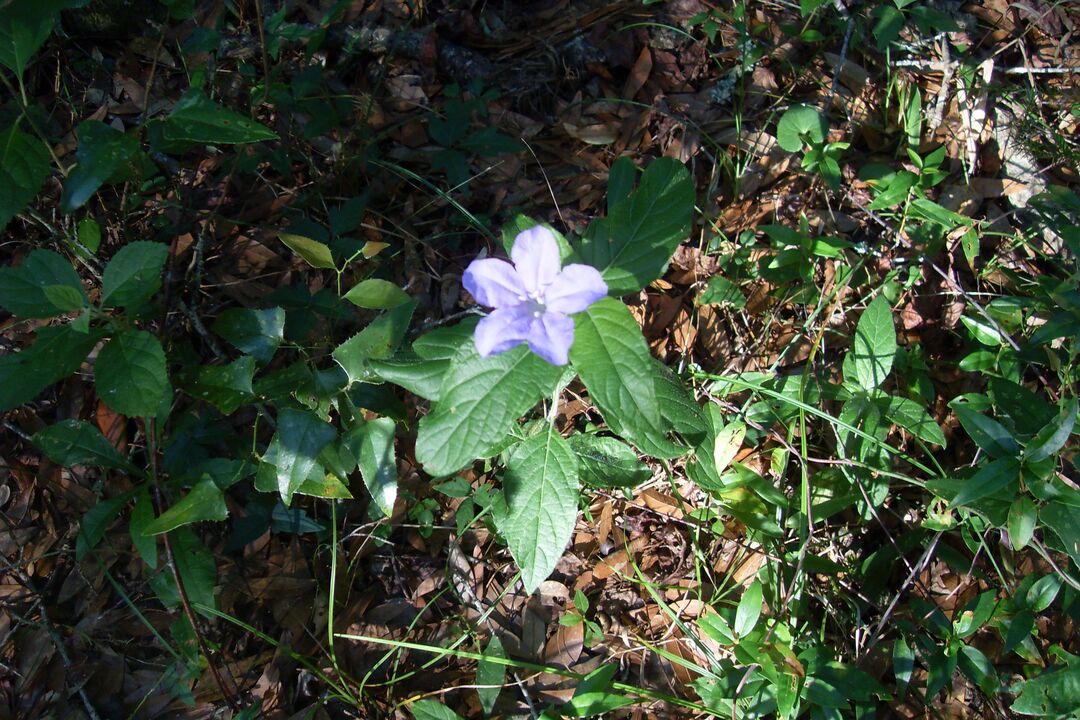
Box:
[567,434,652,488]
[94,330,169,418]
[578,157,694,294]
[60,121,143,213]
[332,301,416,383]
[129,488,158,568]
[355,417,397,517]
[776,104,828,152]
[476,635,506,715]
[279,232,336,269]
[570,298,683,458]
[1025,574,1062,613]
[1025,396,1077,463]
[1012,662,1080,718]
[878,396,945,446]
[850,295,897,391]
[415,343,561,477]
[369,353,448,401]
[893,637,915,698]
[948,457,1020,509]
[161,90,277,145]
[567,665,637,716]
[0,126,50,229]
[0,249,85,318]
[253,459,352,500]
[1041,502,1080,574]
[150,527,217,616]
[607,156,637,213]
[0,1,58,77]
[953,405,1020,457]
[100,241,170,308]
[408,700,465,720]
[76,491,133,560]
[343,278,411,309]
[265,408,337,505]
[1008,495,1037,550]
[0,324,100,411]
[211,306,285,364]
[734,580,763,638]
[182,356,256,415]
[871,4,905,50]
[32,419,133,471]
[696,275,746,309]
[494,426,579,594]
[141,477,228,535]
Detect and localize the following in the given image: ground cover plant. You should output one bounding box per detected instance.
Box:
[0,0,1078,717]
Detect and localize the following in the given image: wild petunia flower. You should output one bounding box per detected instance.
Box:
[463,226,607,366]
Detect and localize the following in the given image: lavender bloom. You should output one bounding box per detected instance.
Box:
[463,226,608,365]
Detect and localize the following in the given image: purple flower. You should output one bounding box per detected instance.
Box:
[463,226,607,365]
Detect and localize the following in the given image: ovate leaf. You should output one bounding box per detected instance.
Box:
[0,126,50,229]
[415,343,561,477]
[211,306,285,364]
[60,121,143,213]
[280,232,335,269]
[0,249,85,318]
[182,356,256,415]
[494,427,579,594]
[129,488,158,567]
[32,419,134,471]
[0,325,100,411]
[850,294,897,391]
[332,301,416,383]
[343,279,411,309]
[567,434,652,488]
[265,408,337,505]
[142,477,228,534]
[408,700,465,720]
[161,90,277,145]
[100,241,170,308]
[0,1,59,77]
[94,330,169,417]
[1011,662,1080,718]
[734,580,763,638]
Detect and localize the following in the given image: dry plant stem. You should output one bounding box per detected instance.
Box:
[144,418,240,710]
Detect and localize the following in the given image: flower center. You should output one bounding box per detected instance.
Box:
[518,291,546,318]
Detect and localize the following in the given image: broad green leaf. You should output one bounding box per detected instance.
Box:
[161,90,277,145]
[75,491,133,560]
[909,197,971,228]
[567,434,652,488]
[280,232,335,269]
[494,426,579,594]
[948,457,1020,509]
[415,343,561,477]
[871,4,905,50]
[697,275,746,309]
[1008,495,1037,550]
[570,298,683,458]
[94,330,169,418]
[32,419,133,471]
[879,395,946,446]
[149,527,217,616]
[369,353,448,401]
[355,417,397,517]
[211,306,285,364]
[100,241,170,308]
[607,156,637,213]
[652,359,707,443]
[1003,609,1034,655]
[265,408,337,505]
[130,488,158,568]
[413,319,478,359]
[333,301,416,383]
[76,216,101,254]
[253,459,352,499]
[0,324,100,411]
[734,579,763,638]
[476,635,506,715]
[1025,396,1077,463]
[1025,574,1062,613]
[961,314,1005,346]
[0,1,58,76]
[182,356,256,415]
[776,104,827,152]
[408,700,464,720]
[1041,502,1080,573]
[0,249,85,318]
[953,405,1020,457]
[343,278,411,309]
[0,126,50,229]
[578,157,693,294]
[142,477,228,535]
[850,295,897,391]
[1012,662,1080,717]
[60,121,143,213]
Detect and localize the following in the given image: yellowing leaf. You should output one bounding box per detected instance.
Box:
[279,232,336,269]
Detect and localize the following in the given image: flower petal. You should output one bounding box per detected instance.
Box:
[463,258,526,308]
[527,311,575,366]
[474,304,533,357]
[545,263,608,315]
[510,226,561,294]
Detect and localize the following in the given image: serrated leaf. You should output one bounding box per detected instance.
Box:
[332,301,416,383]
[100,241,170,308]
[142,477,228,535]
[567,434,652,488]
[182,356,256,414]
[161,90,277,145]
[570,298,683,458]
[279,232,336,269]
[953,405,1019,457]
[32,419,133,470]
[343,278,411,309]
[76,491,133,560]
[850,295,897,391]
[0,126,50,229]
[94,330,169,418]
[0,249,85,318]
[265,408,337,505]
[494,427,579,594]
[477,635,506,715]
[211,306,285,364]
[60,121,143,213]
[578,157,693,294]
[0,324,100,411]
[355,417,397,517]
[415,343,562,477]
